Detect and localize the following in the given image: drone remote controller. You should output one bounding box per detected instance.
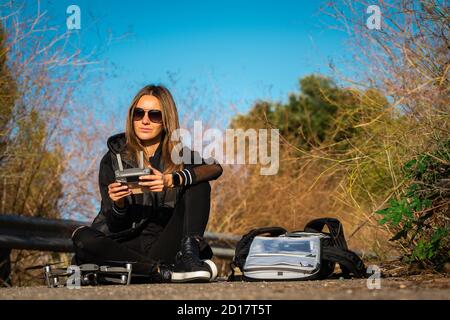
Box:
[114,151,152,194]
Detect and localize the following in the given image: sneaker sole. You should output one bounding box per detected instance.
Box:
[171,270,211,283]
[203,259,218,281]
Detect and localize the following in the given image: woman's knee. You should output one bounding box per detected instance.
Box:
[185,181,211,198]
[71,226,103,250]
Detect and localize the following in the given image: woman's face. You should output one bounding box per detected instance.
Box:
[133,95,164,142]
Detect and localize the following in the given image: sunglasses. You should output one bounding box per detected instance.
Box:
[133,108,163,124]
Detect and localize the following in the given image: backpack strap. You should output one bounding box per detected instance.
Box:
[240,227,287,241]
[322,246,367,278]
[228,226,287,281]
[304,218,348,250]
[305,218,366,279]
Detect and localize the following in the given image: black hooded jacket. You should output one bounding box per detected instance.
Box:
[91,132,222,241]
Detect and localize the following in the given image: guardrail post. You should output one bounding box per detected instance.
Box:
[0,248,11,287]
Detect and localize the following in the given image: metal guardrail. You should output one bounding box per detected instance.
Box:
[0,214,239,258]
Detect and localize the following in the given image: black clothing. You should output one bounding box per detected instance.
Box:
[91,131,222,240]
[72,132,222,275]
[72,181,211,275]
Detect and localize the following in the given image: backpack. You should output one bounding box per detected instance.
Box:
[228,218,367,281]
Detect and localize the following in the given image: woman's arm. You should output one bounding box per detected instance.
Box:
[137,148,224,191]
[98,153,132,231]
[172,148,223,186]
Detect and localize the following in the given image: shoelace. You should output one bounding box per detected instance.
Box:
[181,239,204,267]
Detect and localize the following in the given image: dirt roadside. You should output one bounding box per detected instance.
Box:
[0,275,448,300]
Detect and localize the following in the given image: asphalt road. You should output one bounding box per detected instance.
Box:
[0,275,448,300]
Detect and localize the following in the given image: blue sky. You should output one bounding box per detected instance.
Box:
[3,0,355,220]
[34,0,349,129]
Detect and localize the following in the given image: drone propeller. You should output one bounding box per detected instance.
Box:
[25,261,64,271]
[102,259,138,265]
[26,260,138,272]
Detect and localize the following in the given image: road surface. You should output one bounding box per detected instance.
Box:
[0,275,448,300]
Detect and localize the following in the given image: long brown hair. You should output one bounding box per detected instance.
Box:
[124,84,183,173]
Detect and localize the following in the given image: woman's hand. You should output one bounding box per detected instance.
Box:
[108,182,131,207]
[138,165,173,192]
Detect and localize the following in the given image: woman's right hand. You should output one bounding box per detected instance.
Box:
[108,182,131,207]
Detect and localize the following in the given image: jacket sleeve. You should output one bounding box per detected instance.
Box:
[175,147,223,186]
[98,152,132,232]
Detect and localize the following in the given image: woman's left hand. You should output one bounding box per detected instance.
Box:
[138,165,173,192]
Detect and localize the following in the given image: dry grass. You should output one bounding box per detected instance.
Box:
[208,146,395,257]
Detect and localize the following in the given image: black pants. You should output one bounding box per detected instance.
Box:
[72,182,211,275]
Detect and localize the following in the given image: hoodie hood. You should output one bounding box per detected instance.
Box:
[107,133,127,155]
[106,131,165,171]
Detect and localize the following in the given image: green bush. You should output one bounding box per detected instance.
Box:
[376,140,449,269]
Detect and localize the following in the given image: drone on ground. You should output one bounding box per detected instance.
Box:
[40,263,133,288]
